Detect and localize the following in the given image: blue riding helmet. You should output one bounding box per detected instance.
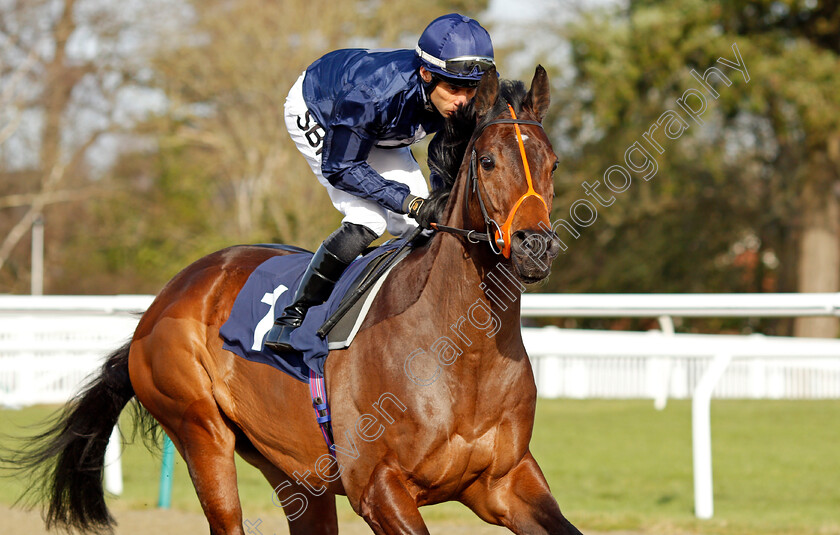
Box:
[416,13,494,86]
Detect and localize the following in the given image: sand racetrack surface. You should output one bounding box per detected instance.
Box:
[2,504,496,534]
[2,504,643,535]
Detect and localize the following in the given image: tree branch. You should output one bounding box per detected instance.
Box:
[0,186,110,209]
[0,163,65,272]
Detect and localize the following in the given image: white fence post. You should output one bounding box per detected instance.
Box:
[104,426,123,496]
[691,352,732,519]
[653,315,676,410]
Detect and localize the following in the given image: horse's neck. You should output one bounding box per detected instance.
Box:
[429,233,523,326]
[423,174,526,368]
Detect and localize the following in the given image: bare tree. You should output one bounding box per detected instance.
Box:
[150,0,361,246]
[0,0,176,288]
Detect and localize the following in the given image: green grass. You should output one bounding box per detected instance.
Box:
[530,399,840,535]
[2,399,839,534]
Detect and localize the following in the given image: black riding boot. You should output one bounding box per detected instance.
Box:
[264,244,350,353]
[264,222,378,353]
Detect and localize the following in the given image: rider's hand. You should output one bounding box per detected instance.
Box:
[403,195,436,230]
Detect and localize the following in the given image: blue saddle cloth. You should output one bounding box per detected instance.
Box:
[219,239,408,382]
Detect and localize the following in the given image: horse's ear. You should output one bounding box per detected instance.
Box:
[474,66,498,119]
[524,65,550,123]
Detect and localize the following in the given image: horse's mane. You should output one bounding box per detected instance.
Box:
[426,79,529,219]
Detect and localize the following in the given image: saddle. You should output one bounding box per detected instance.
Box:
[322,244,412,347]
[219,237,415,382]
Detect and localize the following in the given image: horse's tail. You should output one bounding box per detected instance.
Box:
[4,340,156,533]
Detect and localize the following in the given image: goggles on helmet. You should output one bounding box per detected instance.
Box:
[416,46,495,79]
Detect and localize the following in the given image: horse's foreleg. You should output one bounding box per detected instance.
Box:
[356,462,430,535]
[460,451,583,535]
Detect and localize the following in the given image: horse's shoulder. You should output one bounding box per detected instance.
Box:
[357,243,437,330]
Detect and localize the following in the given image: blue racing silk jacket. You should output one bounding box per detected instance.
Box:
[302,48,444,214]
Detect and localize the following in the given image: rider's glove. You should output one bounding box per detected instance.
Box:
[403,194,436,230]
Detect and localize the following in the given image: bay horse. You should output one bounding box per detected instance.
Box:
[10,66,581,534]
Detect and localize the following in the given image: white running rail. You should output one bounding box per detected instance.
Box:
[519,292,840,519]
[521,292,840,318]
[0,295,153,496]
[522,326,840,519]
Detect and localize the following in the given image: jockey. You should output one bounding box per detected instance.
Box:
[265,13,495,353]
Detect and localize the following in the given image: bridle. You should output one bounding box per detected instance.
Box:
[431,104,550,258]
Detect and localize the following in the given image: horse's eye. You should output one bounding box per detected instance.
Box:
[480,156,494,170]
[551,160,559,173]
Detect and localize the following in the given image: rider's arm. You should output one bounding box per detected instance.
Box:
[320,87,412,214]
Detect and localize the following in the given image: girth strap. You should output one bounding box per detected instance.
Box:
[309,369,335,456]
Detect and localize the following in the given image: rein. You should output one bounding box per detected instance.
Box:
[431,104,549,258]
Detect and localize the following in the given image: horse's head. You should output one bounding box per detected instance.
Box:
[459,66,561,283]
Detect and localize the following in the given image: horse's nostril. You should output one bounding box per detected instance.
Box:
[511,230,527,247]
[512,230,551,260]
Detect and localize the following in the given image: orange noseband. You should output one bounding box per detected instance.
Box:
[430,104,551,259]
[493,105,549,258]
